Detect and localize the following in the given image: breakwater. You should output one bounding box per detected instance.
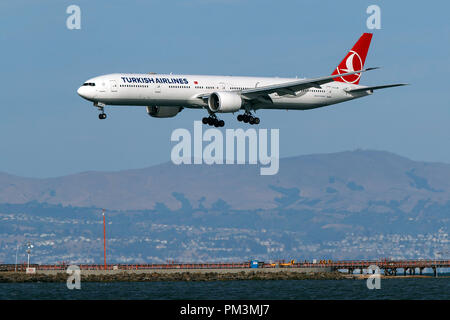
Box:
[0,269,347,283]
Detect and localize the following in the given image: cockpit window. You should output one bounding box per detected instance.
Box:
[82,82,96,86]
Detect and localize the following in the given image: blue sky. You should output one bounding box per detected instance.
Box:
[0,0,449,178]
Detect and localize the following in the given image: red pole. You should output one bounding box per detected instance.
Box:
[103,209,107,270]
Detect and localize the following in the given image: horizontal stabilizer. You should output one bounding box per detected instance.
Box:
[345,83,408,93]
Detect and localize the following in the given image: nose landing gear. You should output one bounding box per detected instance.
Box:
[95,102,107,120]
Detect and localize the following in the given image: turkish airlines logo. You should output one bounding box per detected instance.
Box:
[336,50,363,84]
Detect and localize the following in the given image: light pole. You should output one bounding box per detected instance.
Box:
[102,209,107,270]
[26,241,34,269]
[15,244,19,272]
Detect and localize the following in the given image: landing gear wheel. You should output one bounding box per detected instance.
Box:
[203,114,225,127]
[237,109,259,125]
[98,113,107,120]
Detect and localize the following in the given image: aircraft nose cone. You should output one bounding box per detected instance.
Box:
[77,86,84,97]
[77,86,90,99]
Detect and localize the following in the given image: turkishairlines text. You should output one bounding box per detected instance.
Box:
[120,77,189,84]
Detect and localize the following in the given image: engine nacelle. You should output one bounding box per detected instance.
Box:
[146,106,182,118]
[208,92,242,113]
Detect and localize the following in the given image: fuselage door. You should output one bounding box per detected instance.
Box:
[110,80,118,92]
[155,84,161,94]
[99,80,107,92]
[219,82,227,91]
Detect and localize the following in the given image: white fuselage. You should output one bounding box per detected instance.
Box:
[77,73,370,112]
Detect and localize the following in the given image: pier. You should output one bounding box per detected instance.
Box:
[1,259,448,277]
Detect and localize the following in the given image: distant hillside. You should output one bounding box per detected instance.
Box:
[1,150,450,213]
[1,150,449,263]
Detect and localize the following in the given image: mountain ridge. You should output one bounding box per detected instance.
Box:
[1,149,450,212]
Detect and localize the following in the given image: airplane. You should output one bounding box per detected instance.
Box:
[77,33,406,127]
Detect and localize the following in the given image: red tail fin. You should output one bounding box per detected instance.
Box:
[331,33,373,84]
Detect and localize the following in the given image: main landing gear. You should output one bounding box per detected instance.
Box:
[202,116,225,127]
[237,112,260,125]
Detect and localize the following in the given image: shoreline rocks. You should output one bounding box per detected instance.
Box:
[0,271,440,283]
[0,271,348,283]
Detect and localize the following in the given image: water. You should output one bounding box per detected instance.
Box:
[1,278,449,300]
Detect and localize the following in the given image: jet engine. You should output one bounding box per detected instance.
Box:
[146,106,183,118]
[208,92,242,113]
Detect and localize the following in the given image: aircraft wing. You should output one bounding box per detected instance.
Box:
[344,83,408,93]
[196,67,378,103]
[239,67,378,100]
